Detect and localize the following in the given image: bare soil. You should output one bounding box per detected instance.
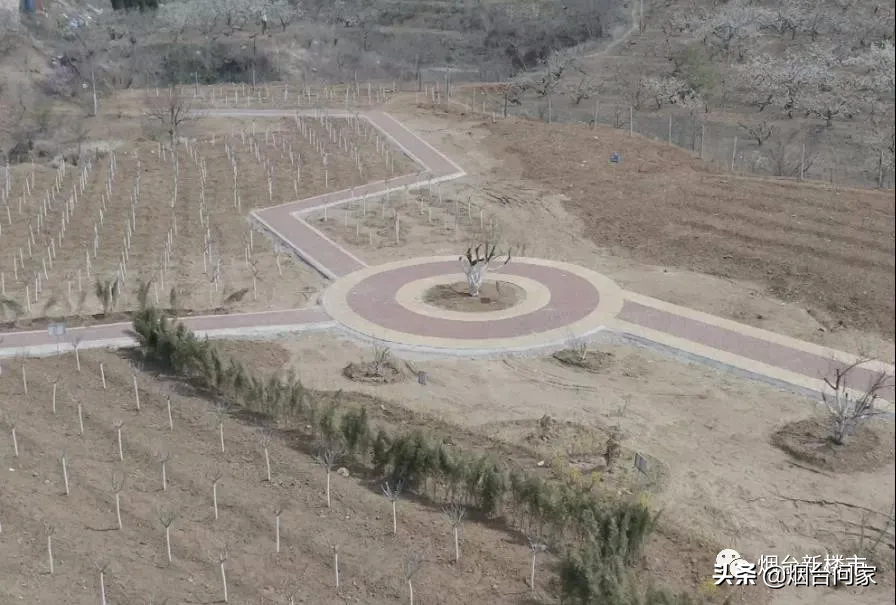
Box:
[3,91,894,605]
[2,332,893,605]
[482,116,895,340]
[279,332,895,605]
[0,108,414,330]
[306,96,893,362]
[770,418,893,474]
[423,280,523,312]
[342,357,407,384]
[552,348,616,373]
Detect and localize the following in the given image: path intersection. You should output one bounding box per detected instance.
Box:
[1,107,892,407]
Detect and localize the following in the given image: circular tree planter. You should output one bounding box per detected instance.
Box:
[770,418,893,473]
[421,280,524,313]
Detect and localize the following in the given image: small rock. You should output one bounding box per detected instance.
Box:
[336,467,350,478]
[756,314,764,320]
[536,460,545,467]
[818,326,826,332]
[44,479,50,484]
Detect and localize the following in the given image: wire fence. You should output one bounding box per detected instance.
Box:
[155,81,400,110]
[122,79,894,190]
[453,87,894,191]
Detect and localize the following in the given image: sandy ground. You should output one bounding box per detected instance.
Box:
[280,331,895,605]
[1,111,414,329]
[307,96,895,363]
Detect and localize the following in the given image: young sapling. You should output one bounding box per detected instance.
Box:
[112,472,125,530]
[72,337,82,371]
[159,509,176,563]
[315,446,342,508]
[333,544,340,589]
[96,560,109,605]
[209,470,223,520]
[157,451,170,491]
[382,479,404,535]
[259,428,272,482]
[443,503,466,564]
[45,523,55,574]
[274,506,282,553]
[113,420,124,461]
[132,368,140,411]
[165,394,173,430]
[60,451,70,495]
[403,550,424,605]
[216,545,230,603]
[527,534,547,594]
[214,402,229,453]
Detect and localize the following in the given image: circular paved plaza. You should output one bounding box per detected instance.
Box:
[322,256,624,353]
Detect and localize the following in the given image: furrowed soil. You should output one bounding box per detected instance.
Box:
[7,334,892,605]
[0,111,415,330]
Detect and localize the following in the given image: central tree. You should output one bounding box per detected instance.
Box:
[459,243,511,297]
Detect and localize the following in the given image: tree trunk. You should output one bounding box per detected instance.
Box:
[90,64,98,116]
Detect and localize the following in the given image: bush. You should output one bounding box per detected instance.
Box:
[131,308,662,595]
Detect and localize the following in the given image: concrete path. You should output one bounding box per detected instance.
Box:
[1,106,892,406]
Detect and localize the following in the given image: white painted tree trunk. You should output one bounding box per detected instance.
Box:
[461,260,489,297]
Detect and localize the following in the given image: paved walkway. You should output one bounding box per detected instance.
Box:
[1,107,892,406]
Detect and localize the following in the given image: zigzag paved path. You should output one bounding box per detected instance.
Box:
[1,107,892,405]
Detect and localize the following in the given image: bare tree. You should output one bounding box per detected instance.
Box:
[403,550,425,605]
[159,509,176,563]
[442,503,466,564]
[383,479,404,535]
[111,472,125,530]
[459,243,511,297]
[696,1,767,62]
[315,445,342,508]
[145,86,194,146]
[214,402,229,453]
[95,560,109,605]
[822,358,893,445]
[527,533,547,594]
[738,120,777,147]
[216,544,230,603]
[259,428,273,482]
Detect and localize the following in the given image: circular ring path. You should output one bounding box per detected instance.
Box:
[322,256,624,353]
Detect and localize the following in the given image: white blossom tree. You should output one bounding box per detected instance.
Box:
[696,1,768,62]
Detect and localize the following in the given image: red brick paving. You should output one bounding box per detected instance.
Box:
[2,108,892,408]
[345,261,600,339]
[617,301,895,403]
[0,308,332,352]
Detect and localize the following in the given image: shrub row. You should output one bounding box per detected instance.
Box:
[132,306,699,603]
